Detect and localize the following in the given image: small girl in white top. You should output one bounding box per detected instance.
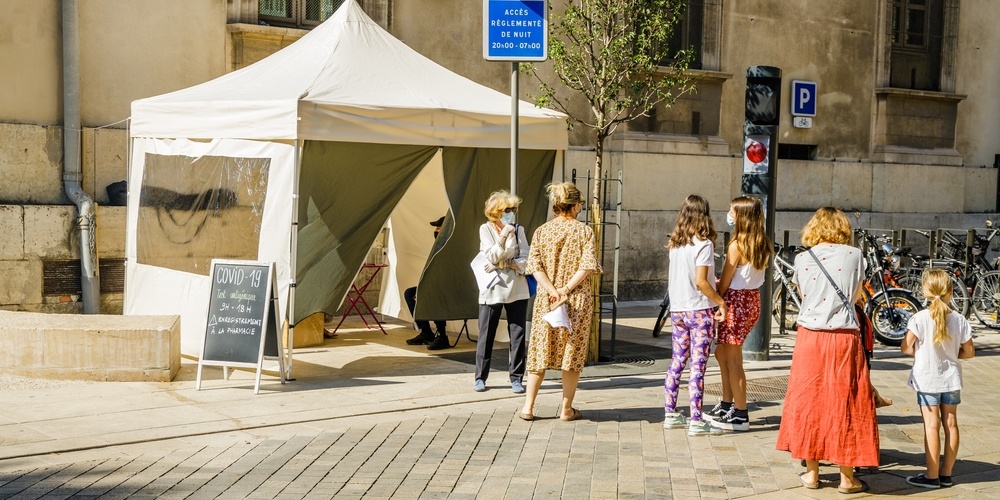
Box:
[901,268,975,489]
[662,195,727,437]
[707,196,773,432]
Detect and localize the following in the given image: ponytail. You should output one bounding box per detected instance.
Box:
[921,268,953,345]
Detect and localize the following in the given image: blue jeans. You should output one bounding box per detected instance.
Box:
[917,390,962,406]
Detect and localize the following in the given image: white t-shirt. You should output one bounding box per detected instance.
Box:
[793,243,866,330]
[668,237,716,312]
[906,309,972,393]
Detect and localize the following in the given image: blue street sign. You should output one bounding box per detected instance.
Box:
[483,0,547,61]
[791,80,817,117]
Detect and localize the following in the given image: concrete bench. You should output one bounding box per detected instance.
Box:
[0,311,180,382]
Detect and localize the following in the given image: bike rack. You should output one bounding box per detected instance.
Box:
[573,168,623,363]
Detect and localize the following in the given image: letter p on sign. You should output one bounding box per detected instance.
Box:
[791,80,816,117]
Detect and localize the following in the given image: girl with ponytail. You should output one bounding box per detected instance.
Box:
[901,268,975,489]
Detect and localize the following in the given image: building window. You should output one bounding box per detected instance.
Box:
[259,0,345,28]
[889,0,943,90]
[663,0,704,69]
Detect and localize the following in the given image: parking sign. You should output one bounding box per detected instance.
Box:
[791,80,816,117]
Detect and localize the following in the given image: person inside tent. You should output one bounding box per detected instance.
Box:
[404,216,452,351]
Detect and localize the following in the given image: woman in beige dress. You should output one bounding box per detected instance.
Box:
[519,182,600,421]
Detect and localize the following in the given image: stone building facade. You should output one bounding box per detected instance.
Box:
[1,0,997,310]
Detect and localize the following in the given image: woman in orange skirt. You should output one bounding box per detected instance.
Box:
[775,207,878,494]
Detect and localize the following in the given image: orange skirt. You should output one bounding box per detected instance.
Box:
[775,326,880,466]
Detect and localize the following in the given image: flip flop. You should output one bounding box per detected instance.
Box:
[517,411,534,421]
[838,479,869,494]
[560,407,582,421]
[799,472,820,489]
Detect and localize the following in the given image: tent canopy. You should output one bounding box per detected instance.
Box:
[125,1,567,357]
[130,1,567,150]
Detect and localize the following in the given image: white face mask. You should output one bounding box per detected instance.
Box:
[726,212,736,228]
[501,211,516,225]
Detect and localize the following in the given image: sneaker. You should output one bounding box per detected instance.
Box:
[704,400,732,421]
[711,408,749,431]
[663,412,688,429]
[688,419,723,436]
[939,475,953,487]
[473,379,487,392]
[427,333,451,350]
[406,332,434,345]
[906,474,941,489]
[511,380,525,394]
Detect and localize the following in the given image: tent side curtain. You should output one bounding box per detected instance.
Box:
[294,141,438,323]
[415,147,556,321]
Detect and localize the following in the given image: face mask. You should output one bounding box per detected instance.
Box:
[501,212,516,225]
[726,212,736,228]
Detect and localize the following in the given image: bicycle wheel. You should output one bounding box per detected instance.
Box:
[972,270,1000,329]
[652,292,670,337]
[771,280,799,330]
[901,270,970,317]
[867,291,921,347]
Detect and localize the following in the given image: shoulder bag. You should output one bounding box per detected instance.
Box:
[515,224,537,296]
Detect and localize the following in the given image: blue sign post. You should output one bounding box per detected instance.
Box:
[483,0,549,207]
[483,0,548,61]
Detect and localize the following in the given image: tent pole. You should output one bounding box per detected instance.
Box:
[286,138,302,379]
[510,62,519,205]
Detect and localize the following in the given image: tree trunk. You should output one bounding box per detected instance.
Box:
[586,135,605,363]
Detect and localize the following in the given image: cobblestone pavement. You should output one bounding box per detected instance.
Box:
[2,303,999,499]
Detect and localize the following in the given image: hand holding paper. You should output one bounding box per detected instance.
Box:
[542,303,571,328]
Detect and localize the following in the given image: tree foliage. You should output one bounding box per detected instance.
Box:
[525,0,696,143]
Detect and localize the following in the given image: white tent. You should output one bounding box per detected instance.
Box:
[125,0,567,361]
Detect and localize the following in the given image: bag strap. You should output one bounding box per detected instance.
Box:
[807,248,858,329]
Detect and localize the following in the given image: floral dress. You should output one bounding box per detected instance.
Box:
[524,218,600,372]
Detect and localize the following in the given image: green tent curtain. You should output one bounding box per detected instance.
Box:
[295,141,438,322]
[415,147,556,321]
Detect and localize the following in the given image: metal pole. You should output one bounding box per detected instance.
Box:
[511,62,519,201]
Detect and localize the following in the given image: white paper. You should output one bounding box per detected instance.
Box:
[542,304,571,328]
[470,252,503,291]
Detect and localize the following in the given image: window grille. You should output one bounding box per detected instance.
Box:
[259,0,345,28]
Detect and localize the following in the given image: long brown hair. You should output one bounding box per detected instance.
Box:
[921,268,953,345]
[668,194,716,249]
[730,196,773,269]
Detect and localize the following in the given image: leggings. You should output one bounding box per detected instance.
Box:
[664,308,715,421]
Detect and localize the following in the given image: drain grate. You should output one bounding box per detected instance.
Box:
[704,375,788,402]
[606,355,657,367]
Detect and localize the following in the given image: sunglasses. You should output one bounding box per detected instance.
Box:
[503,207,517,213]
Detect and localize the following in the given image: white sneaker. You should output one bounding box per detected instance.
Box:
[688,419,723,436]
[663,412,688,429]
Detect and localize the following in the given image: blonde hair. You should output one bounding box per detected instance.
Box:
[483,190,522,221]
[668,194,716,248]
[921,268,953,345]
[801,207,853,247]
[730,196,773,269]
[546,182,583,215]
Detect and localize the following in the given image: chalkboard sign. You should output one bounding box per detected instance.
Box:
[196,260,285,394]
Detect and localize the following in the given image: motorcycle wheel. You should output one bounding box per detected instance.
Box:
[867,291,921,347]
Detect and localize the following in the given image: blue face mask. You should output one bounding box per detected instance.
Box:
[726,212,736,227]
[501,211,516,225]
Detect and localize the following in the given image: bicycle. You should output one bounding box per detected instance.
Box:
[855,228,923,346]
[771,243,801,332]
